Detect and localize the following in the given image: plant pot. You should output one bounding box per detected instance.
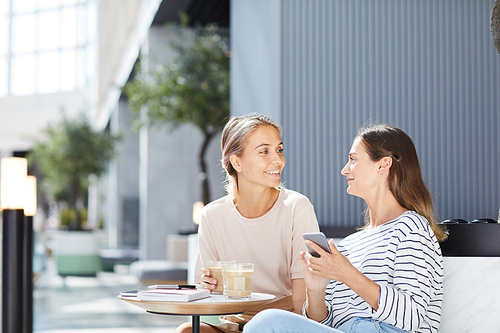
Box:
[52,230,101,277]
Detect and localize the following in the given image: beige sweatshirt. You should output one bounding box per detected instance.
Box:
[194,187,320,298]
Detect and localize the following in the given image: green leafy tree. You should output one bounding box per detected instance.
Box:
[28,114,121,230]
[123,20,230,204]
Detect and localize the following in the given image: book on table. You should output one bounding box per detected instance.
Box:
[119,289,139,297]
[137,288,211,302]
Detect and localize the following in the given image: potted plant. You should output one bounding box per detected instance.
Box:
[28,114,121,276]
[123,17,229,205]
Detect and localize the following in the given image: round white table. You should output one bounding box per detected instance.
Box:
[119,292,276,333]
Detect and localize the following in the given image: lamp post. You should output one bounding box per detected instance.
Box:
[23,176,37,333]
[192,201,204,226]
[1,157,28,333]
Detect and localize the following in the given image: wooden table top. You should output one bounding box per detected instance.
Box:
[119,292,276,316]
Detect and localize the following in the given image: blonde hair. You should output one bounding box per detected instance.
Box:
[357,124,447,242]
[221,114,282,198]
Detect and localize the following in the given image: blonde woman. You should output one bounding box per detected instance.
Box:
[244,124,447,333]
[176,114,320,333]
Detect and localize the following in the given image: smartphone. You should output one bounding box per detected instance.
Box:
[303,232,332,258]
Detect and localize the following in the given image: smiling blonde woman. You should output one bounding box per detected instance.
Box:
[175,114,320,333]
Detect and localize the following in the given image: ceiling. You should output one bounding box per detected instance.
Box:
[152,0,230,27]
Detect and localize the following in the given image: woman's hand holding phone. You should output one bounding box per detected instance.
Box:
[301,232,333,291]
[302,233,358,287]
[301,235,338,323]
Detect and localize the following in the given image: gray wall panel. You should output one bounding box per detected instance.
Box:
[280,0,500,226]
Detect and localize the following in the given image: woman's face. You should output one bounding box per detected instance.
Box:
[340,138,379,198]
[232,125,285,190]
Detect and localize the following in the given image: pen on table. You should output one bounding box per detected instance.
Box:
[148,284,197,290]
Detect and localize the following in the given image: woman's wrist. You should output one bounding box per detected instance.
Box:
[306,287,326,303]
[305,288,328,322]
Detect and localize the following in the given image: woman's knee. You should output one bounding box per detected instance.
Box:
[176,322,223,333]
[175,322,193,333]
[244,309,298,332]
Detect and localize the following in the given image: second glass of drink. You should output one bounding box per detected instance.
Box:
[222,263,254,299]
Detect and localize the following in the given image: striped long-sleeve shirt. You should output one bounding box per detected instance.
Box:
[309,211,443,333]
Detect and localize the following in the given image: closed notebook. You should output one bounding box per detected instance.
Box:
[137,288,210,302]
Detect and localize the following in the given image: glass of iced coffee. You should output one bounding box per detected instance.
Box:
[222,263,254,299]
[206,260,236,294]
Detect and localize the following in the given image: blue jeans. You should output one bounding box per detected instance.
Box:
[243,309,410,333]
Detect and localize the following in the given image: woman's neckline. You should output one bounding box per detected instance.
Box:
[232,187,283,220]
[366,210,412,231]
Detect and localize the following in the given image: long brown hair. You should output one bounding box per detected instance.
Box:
[221,114,283,199]
[357,124,447,241]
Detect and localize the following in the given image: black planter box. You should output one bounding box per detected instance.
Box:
[439,223,500,257]
[320,223,500,257]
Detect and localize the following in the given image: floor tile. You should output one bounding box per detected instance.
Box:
[34,263,187,332]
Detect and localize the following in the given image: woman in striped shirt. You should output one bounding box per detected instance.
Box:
[243,124,447,333]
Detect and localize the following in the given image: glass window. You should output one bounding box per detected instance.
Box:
[61,7,77,48]
[0,0,9,15]
[61,49,76,91]
[61,0,77,5]
[0,17,8,55]
[12,0,36,14]
[11,54,36,96]
[5,0,96,96]
[38,51,59,93]
[12,14,36,54]
[40,0,61,10]
[39,10,60,51]
[0,57,7,97]
[87,1,97,42]
[77,48,85,89]
[77,4,87,45]
[86,42,95,80]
